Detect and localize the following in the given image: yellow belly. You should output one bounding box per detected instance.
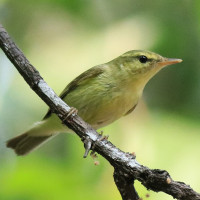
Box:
[80,90,140,129]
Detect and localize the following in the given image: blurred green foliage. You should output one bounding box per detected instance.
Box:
[0,0,200,199]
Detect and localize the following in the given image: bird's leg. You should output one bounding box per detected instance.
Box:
[67,107,78,118]
[62,107,78,123]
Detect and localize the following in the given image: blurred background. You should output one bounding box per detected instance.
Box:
[0,0,200,199]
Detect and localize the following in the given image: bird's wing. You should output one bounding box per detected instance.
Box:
[124,104,137,116]
[43,65,104,120]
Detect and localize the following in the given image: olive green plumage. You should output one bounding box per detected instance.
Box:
[6,50,182,155]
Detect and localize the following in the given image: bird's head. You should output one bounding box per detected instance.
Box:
[116,50,182,78]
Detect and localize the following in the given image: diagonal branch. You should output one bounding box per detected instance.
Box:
[0,24,200,200]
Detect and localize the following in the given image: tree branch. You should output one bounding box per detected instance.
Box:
[0,24,200,200]
[114,168,139,200]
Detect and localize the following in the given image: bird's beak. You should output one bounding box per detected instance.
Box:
[158,58,183,67]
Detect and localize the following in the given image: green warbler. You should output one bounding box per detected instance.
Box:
[7,50,182,155]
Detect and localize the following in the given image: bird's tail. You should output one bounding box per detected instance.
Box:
[6,120,58,156]
[6,133,52,156]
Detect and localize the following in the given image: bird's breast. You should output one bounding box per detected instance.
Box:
[88,84,142,129]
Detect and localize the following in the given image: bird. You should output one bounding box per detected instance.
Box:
[6,50,182,156]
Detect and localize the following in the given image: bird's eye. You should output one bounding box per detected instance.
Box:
[139,55,148,63]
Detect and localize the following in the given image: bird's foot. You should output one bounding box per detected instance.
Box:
[62,107,78,122]
[67,107,78,118]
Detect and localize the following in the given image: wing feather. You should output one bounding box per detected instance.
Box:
[43,65,104,120]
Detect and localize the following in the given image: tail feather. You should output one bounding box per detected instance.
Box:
[7,116,65,155]
[6,133,52,156]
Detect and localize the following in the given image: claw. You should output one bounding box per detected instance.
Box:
[67,107,78,118]
[62,107,78,122]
